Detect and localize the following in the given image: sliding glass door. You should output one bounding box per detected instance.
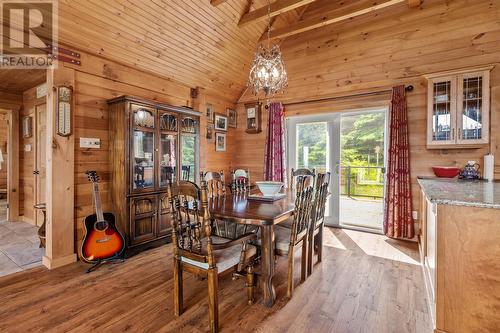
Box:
[287,108,387,233]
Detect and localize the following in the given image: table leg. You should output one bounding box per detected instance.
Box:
[260,224,276,307]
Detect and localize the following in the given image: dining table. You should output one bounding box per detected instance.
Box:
[209,190,295,308]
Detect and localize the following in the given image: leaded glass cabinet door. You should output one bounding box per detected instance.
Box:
[159,111,178,188]
[131,104,156,193]
[457,71,490,145]
[180,116,199,183]
[427,76,457,146]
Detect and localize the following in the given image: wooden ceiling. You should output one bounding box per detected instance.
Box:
[0,1,422,101]
[0,69,46,94]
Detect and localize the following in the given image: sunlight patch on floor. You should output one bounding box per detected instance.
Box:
[343,229,420,265]
[322,228,347,250]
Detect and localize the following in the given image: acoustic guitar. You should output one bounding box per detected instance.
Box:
[81,171,125,263]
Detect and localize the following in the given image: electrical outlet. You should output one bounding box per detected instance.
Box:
[24,144,32,152]
[412,210,418,220]
[80,137,101,149]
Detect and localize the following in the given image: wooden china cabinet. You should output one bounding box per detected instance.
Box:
[108,96,200,256]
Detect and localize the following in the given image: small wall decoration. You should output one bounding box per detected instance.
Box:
[214,114,228,131]
[56,86,73,136]
[215,132,226,152]
[206,124,214,142]
[22,116,32,138]
[245,102,262,134]
[227,108,237,128]
[206,103,214,123]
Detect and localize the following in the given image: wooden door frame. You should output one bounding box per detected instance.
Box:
[0,108,21,221]
[34,103,46,226]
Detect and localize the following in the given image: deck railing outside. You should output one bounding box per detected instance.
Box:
[297,165,385,199]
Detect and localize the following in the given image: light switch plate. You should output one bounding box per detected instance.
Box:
[80,137,101,149]
[412,210,418,220]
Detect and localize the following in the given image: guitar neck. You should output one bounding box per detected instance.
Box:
[92,183,105,221]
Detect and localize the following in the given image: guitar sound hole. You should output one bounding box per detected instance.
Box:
[95,221,108,231]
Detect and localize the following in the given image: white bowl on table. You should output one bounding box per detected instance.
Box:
[255,181,284,196]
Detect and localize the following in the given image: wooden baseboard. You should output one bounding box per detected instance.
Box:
[42,253,77,269]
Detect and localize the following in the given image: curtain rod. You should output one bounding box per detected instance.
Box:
[281,85,414,107]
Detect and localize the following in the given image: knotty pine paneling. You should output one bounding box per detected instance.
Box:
[236,0,500,235]
[54,0,289,103]
[68,51,236,249]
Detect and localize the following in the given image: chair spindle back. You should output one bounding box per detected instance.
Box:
[168,180,214,265]
[231,168,250,193]
[290,176,314,244]
[312,172,330,224]
[291,168,316,190]
[201,171,226,198]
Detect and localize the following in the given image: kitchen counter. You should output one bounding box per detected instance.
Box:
[417,177,500,209]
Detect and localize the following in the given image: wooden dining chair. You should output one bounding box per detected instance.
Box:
[273,176,314,298]
[307,172,330,276]
[280,170,316,229]
[231,168,250,193]
[201,171,226,198]
[290,168,316,190]
[168,179,257,333]
[202,171,259,239]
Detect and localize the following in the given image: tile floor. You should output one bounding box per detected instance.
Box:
[0,201,44,277]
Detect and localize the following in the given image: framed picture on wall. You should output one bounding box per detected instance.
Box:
[227,109,237,128]
[215,132,226,152]
[214,114,228,131]
[206,103,214,123]
[206,124,214,142]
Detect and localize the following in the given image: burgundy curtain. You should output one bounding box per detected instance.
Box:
[264,102,287,186]
[384,86,414,239]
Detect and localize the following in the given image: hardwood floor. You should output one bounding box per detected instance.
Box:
[0,228,432,333]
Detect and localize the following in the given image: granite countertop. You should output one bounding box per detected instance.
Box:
[417,177,500,209]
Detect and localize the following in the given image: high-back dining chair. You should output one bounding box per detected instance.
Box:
[273,176,314,298]
[202,170,259,240]
[307,172,330,276]
[231,168,250,193]
[201,171,226,198]
[168,180,256,333]
[290,168,316,190]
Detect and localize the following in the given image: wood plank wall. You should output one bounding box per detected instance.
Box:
[62,50,235,249]
[236,0,500,234]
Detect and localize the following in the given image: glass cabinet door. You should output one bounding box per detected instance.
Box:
[457,72,489,144]
[429,77,456,144]
[159,133,177,187]
[132,106,156,191]
[181,117,198,183]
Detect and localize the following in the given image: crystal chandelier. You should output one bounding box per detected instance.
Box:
[248,0,288,97]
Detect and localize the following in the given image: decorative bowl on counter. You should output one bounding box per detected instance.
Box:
[255,181,284,196]
[432,166,461,178]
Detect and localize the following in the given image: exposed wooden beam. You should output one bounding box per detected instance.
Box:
[210,0,228,6]
[239,0,316,27]
[261,0,406,41]
[408,0,422,7]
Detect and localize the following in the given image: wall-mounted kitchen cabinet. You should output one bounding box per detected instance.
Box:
[425,66,493,148]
